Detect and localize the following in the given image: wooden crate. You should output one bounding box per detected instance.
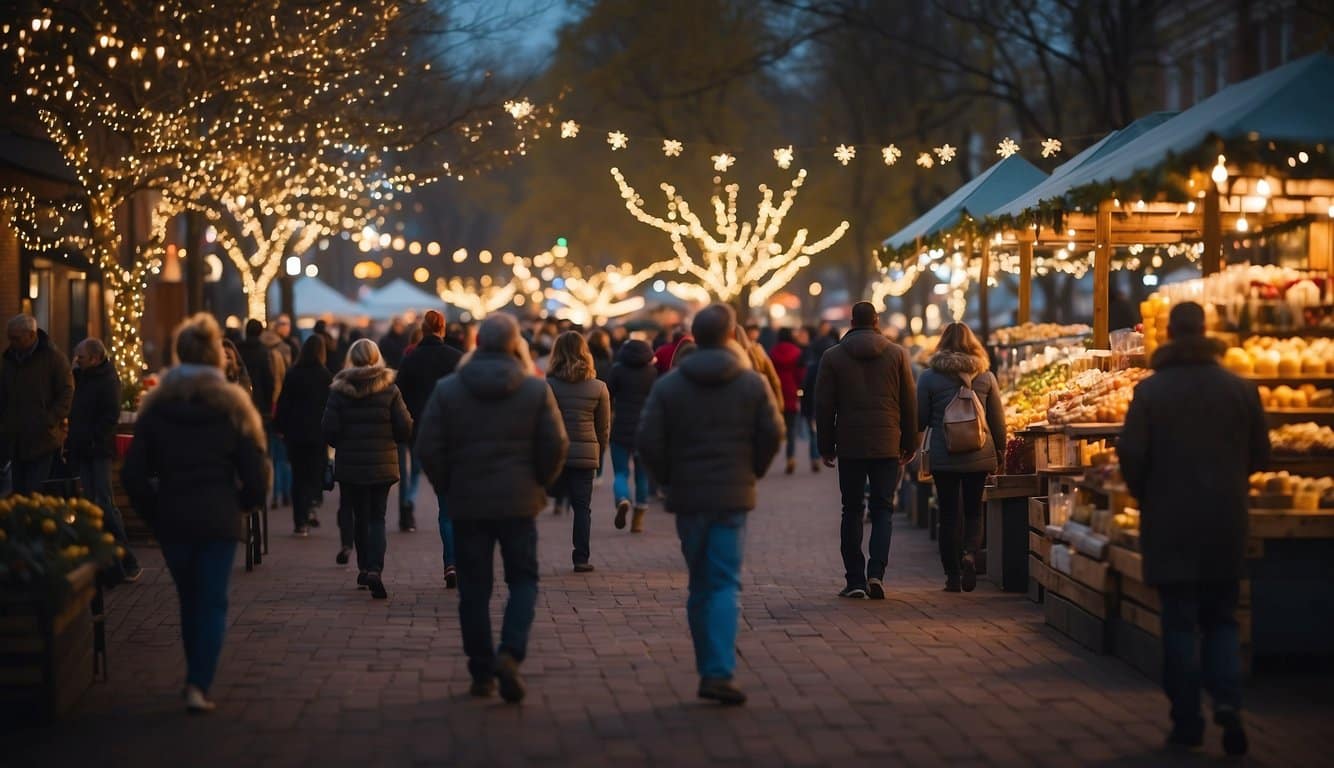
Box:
[1047,567,1113,620]
[1108,545,1143,581]
[1119,574,1162,612]
[1070,552,1113,593]
[0,564,97,722]
[1028,530,1051,561]
[1028,497,1049,530]
[1045,592,1113,653]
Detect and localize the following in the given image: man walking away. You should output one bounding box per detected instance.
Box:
[69,338,140,581]
[637,304,784,705]
[1118,302,1268,757]
[397,310,463,584]
[416,314,568,703]
[1,314,74,494]
[815,301,917,601]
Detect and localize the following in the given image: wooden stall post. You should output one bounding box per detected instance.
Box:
[1018,230,1035,324]
[1203,184,1222,276]
[979,237,991,341]
[1094,202,1113,349]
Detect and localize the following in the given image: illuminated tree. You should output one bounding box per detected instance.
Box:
[545,260,678,325]
[435,250,541,320]
[611,167,849,311]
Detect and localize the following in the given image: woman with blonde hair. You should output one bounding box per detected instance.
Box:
[122,314,268,712]
[546,331,610,570]
[322,338,413,599]
[732,325,782,409]
[916,322,1006,592]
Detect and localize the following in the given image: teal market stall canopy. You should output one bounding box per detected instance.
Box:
[358,278,445,319]
[267,277,365,320]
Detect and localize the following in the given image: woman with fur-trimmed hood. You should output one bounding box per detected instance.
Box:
[322,338,412,600]
[916,322,1006,593]
[121,313,269,714]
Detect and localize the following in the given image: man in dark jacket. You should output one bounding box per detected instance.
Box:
[1119,302,1268,756]
[1,315,74,494]
[637,304,784,706]
[416,314,568,703]
[815,301,917,601]
[69,338,140,580]
[800,322,839,473]
[607,339,657,531]
[378,316,409,369]
[238,319,278,422]
[396,310,463,571]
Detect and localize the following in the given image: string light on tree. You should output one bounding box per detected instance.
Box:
[774,145,794,170]
[544,260,678,326]
[834,144,856,165]
[663,139,684,157]
[917,152,935,168]
[934,144,957,163]
[711,153,735,172]
[607,131,629,150]
[560,120,580,138]
[503,99,534,120]
[881,144,902,165]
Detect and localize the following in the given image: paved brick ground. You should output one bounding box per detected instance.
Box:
[11,453,1333,767]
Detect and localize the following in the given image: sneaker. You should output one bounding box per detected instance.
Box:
[495,651,525,704]
[294,526,309,537]
[811,460,821,473]
[307,514,320,529]
[469,677,495,698]
[336,547,351,565]
[356,571,369,589]
[867,578,885,600]
[961,555,977,592]
[366,573,388,600]
[943,577,962,593]
[1215,709,1248,756]
[444,566,457,590]
[121,565,144,583]
[838,586,868,600]
[185,686,216,714]
[614,499,630,529]
[631,506,646,533]
[698,677,746,705]
[573,563,595,573]
[785,458,796,475]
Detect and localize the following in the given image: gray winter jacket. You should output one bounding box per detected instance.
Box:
[636,347,785,515]
[322,366,413,485]
[415,352,568,520]
[916,350,1006,474]
[548,376,610,470]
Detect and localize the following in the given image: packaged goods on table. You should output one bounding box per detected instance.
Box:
[1269,422,1334,455]
[1249,471,1334,510]
[989,322,1092,347]
[1046,368,1152,425]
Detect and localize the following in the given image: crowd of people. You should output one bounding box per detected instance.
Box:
[0,298,1259,754]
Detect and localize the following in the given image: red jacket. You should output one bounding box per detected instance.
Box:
[769,341,804,414]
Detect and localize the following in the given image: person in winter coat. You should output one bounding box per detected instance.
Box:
[121,313,268,713]
[238,319,279,419]
[322,339,413,600]
[607,339,657,532]
[378,316,409,370]
[68,338,140,581]
[769,328,806,475]
[259,320,293,509]
[800,324,839,473]
[275,335,333,536]
[815,302,917,601]
[546,332,610,572]
[221,338,252,393]
[587,328,614,383]
[1,314,74,494]
[637,304,784,706]
[916,322,1005,593]
[733,326,782,409]
[416,313,568,703]
[1117,302,1268,756]
[395,310,463,585]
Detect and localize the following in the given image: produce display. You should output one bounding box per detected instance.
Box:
[1269,422,1334,455]
[1046,368,1151,425]
[1255,384,1334,410]
[1222,336,1334,377]
[1003,363,1076,432]
[1249,471,1334,510]
[989,322,1091,346]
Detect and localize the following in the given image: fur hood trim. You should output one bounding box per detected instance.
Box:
[1151,335,1225,370]
[140,364,266,449]
[929,349,989,375]
[331,365,397,398]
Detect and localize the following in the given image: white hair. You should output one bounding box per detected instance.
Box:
[7,314,37,335]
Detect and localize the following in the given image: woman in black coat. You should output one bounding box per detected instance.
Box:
[322,338,412,599]
[606,339,657,532]
[122,314,268,713]
[275,335,333,537]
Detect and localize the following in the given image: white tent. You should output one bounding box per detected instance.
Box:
[359,278,445,319]
[267,278,365,319]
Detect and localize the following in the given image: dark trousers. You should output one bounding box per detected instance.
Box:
[1159,581,1244,736]
[10,452,54,495]
[342,482,391,574]
[784,412,798,459]
[933,471,987,577]
[336,491,355,550]
[161,537,236,693]
[286,442,326,530]
[837,458,899,587]
[77,458,138,573]
[454,518,539,681]
[553,467,595,565]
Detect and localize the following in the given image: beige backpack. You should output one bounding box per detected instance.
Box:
[942,371,988,454]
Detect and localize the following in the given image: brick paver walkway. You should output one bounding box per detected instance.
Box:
[12,457,1332,767]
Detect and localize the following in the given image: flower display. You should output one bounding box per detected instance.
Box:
[0,494,119,596]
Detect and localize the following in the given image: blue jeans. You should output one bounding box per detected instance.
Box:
[161,537,236,693]
[837,458,899,587]
[397,443,421,508]
[342,482,390,574]
[268,429,290,503]
[611,443,649,506]
[1159,581,1244,736]
[77,458,138,573]
[553,467,595,565]
[675,512,746,680]
[454,518,539,681]
[803,416,821,460]
[436,493,455,568]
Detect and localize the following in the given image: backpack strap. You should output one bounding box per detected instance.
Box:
[957,370,976,389]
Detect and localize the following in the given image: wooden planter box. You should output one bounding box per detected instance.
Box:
[0,564,97,722]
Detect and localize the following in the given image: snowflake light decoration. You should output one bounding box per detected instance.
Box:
[503,99,534,120]
[560,120,580,139]
[881,144,902,165]
[711,153,736,172]
[773,145,794,170]
[934,144,957,163]
[996,137,1020,158]
[662,139,684,157]
[1041,137,1063,158]
[607,131,629,150]
[916,152,935,169]
[834,144,856,165]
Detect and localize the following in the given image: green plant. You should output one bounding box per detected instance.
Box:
[0,494,119,597]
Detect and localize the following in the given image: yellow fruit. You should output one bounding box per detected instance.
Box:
[102,533,115,543]
[41,518,57,535]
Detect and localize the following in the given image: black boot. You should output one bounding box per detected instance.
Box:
[399,502,416,532]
